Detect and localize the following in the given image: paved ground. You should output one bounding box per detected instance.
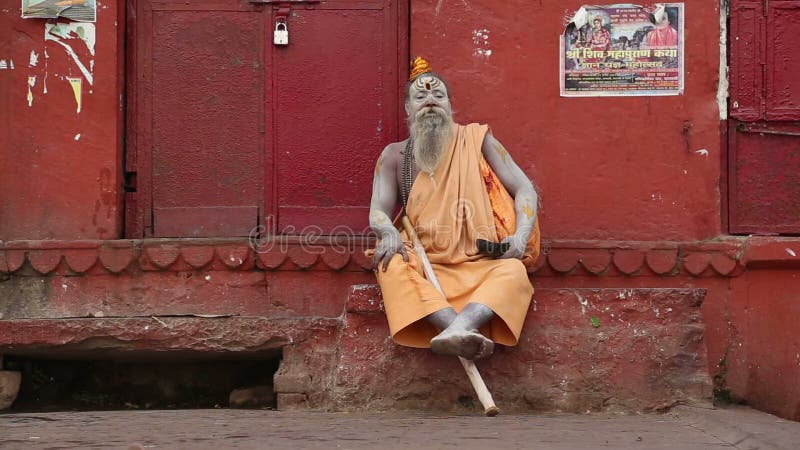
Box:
[1,405,797,449]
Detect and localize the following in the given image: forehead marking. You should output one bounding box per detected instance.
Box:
[414,75,442,91]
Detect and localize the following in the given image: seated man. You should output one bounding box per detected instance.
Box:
[368,57,540,360]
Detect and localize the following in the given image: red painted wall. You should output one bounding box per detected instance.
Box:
[410,0,800,420]
[725,269,800,420]
[0,3,123,240]
[411,0,722,241]
[1,0,799,421]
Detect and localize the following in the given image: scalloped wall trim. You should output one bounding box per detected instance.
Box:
[2,237,785,277]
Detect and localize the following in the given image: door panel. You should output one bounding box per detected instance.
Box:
[274,4,397,234]
[149,8,265,237]
[766,1,800,121]
[729,123,800,234]
[729,0,763,122]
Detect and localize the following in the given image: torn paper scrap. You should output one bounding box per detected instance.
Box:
[22,0,96,22]
[67,76,82,113]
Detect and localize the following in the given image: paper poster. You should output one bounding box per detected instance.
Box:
[560,3,684,97]
[22,0,96,23]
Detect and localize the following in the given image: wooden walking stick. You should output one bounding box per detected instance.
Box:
[401,216,500,417]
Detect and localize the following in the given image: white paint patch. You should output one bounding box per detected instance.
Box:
[435,0,444,15]
[695,149,709,157]
[42,49,49,94]
[718,0,729,120]
[10,60,14,69]
[786,248,797,257]
[472,28,492,59]
[74,133,81,141]
[0,59,7,70]
[575,292,589,315]
[29,50,39,67]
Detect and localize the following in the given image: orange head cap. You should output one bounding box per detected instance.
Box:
[409,56,432,81]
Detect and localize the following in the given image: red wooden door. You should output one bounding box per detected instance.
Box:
[273,1,401,235]
[127,0,406,238]
[728,0,800,234]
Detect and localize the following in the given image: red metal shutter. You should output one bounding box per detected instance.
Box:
[128,0,406,238]
[728,0,800,234]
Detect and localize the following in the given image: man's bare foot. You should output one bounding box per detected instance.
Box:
[430,329,494,360]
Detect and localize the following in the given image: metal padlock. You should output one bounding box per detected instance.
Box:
[274,21,288,46]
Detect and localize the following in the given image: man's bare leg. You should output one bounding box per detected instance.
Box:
[426,307,457,330]
[427,304,495,360]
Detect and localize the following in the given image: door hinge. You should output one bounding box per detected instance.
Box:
[737,124,800,137]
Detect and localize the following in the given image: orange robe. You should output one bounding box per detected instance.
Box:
[375,123,533,348]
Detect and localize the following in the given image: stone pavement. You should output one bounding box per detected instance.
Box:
[1,405,797,449]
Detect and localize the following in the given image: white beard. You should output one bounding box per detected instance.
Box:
[409,108,453,174]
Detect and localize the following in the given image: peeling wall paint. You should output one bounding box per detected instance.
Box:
[1,2,121,240]
[44,22,96,85]
[471,28,492,58]
[718,0,729,120]
[27,75,36,106]
[43,48,49,93]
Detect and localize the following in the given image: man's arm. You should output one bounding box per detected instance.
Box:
[369,144,408,270]
[481,133,539,259]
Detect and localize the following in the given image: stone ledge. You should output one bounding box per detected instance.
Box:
[1,237,748,277]
[742,236,800,268]
[333,287,713,413]
[0,287,713,413]
[0,317,340,358]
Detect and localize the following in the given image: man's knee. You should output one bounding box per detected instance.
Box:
[499,257,527,276]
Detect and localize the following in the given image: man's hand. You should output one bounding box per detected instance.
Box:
[373,231,409,271]
[498,233,526,260]
[499,224,534,260]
